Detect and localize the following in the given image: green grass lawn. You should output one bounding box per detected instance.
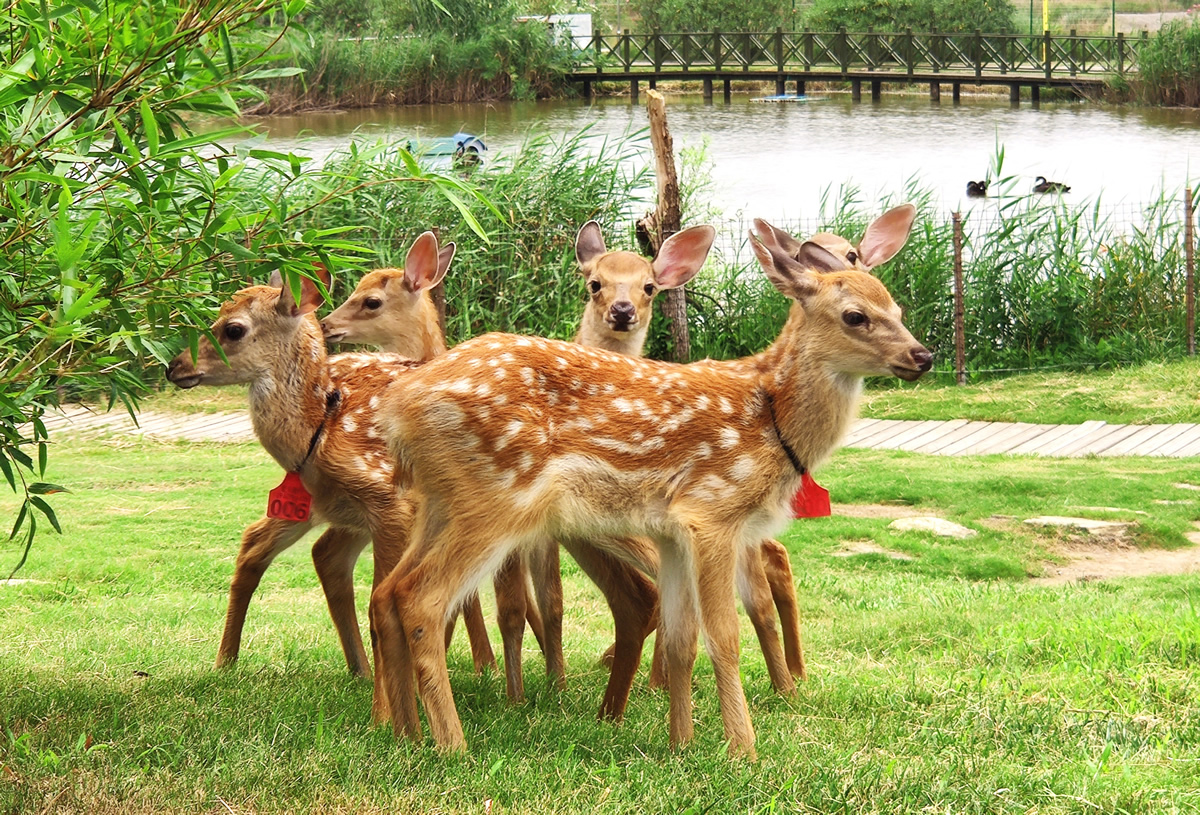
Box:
[135,357,1200,425]
[862,357,1200,424]
[2,438,1198,813]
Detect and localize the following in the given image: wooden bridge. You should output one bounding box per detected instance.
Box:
[569,29,1147,104]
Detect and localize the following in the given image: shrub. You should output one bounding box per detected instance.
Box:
[804,0,1018,34]
[627,0,793,33]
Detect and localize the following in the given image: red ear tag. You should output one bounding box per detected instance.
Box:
[267,471,313,522]
[791,471,832,519]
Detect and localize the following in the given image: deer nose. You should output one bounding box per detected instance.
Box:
[911,347,933,372]
[610,301,636,324]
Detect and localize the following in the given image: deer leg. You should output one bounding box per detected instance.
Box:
[761,538,807,681]
[656,543,699,749]
[395,520,513,753]
[562,539,657,721]
[737,543,795,696]
[310,526,373,679]
[493,553,527,701]
[529,541,565,687]
[216,515,313,669]
[646,603,668,690]
[523,566,547,654]
[696,535,756,759]
[459,592,497,674]
[369,570,420,736]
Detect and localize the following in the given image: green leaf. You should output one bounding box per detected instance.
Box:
[0,454,15,492]
[30,496,62,534]
[8,501,28,542]
[140,98,159,156]
[29,483,69,496]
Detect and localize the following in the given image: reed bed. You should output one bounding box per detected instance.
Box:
[1131,17,1200,107]
[255,29,575,112]
[275,133,1195,380]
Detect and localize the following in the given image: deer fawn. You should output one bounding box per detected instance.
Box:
[573,220,807,693]
[321,242,565,702]
[368,219,932,756]
[166,233,495,709]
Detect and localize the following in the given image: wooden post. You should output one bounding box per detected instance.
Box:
[953,212,966,385]
[1187,187,1196,356]
[641,89,690,362]
[930,81,940,102]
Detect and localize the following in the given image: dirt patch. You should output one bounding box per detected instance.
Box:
[832,540,914,560]
[833,503,928,520]
[1032,523,1200,585]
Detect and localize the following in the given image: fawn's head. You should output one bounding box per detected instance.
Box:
[761,203,916,272]
[750,219,932,381]
[574,221,714,350]
[320,231,454,352]
[166,265,331,389]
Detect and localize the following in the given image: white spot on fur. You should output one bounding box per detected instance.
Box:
[369,395,380,409]
[494,419,525,451]
[342,416,358,433]
[695,442,713,458]
[719,396,734,414]
[729,455,756,482]
[719,427,740,448]
[695,395,710,411]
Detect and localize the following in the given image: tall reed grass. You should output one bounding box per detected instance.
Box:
[271,131,1192,379]
[287,126,653,342]
[1131,17,1200,107]
[712,180,1196,378]
[255,27,575,112]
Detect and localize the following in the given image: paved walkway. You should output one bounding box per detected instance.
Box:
[40,405,1200,457]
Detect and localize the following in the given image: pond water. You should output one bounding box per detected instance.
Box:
[249,91,1200,224]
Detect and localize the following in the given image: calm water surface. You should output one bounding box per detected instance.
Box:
[251,93,1200,223]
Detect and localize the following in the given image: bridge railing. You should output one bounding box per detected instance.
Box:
[579,29,1146,79]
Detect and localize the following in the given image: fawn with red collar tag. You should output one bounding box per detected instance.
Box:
[369,220,932,756]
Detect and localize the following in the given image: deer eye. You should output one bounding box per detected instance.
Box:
[843,311,868,327]
[588,280,601,295]
[224,323,246,341]
[846,251,858,266]
[364,297,383,310]
[643,283,656,296]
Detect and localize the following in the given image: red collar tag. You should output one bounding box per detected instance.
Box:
[268,471,313,522]
[791,471,831,518]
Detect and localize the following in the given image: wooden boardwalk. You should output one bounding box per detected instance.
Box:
[40,406,1200,458]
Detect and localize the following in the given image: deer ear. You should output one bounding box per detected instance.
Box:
[575,220,607,271]
[275,264,329,317]
[757,220,806,259]
[403,231,446,292]
[267,270,284,289]
[652,225,715,289]
[750,220,821,301]
[858,203,916,269]
[436,242,456,284]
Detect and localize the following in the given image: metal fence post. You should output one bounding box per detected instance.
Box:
[953,212,967,384]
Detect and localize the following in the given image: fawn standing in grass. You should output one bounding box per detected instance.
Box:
[166,234,495,711]
[569,220,807,694]
[368,219,932,756]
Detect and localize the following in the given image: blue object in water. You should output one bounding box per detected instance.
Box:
[752,94,826,103]
[405,132,487,167]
